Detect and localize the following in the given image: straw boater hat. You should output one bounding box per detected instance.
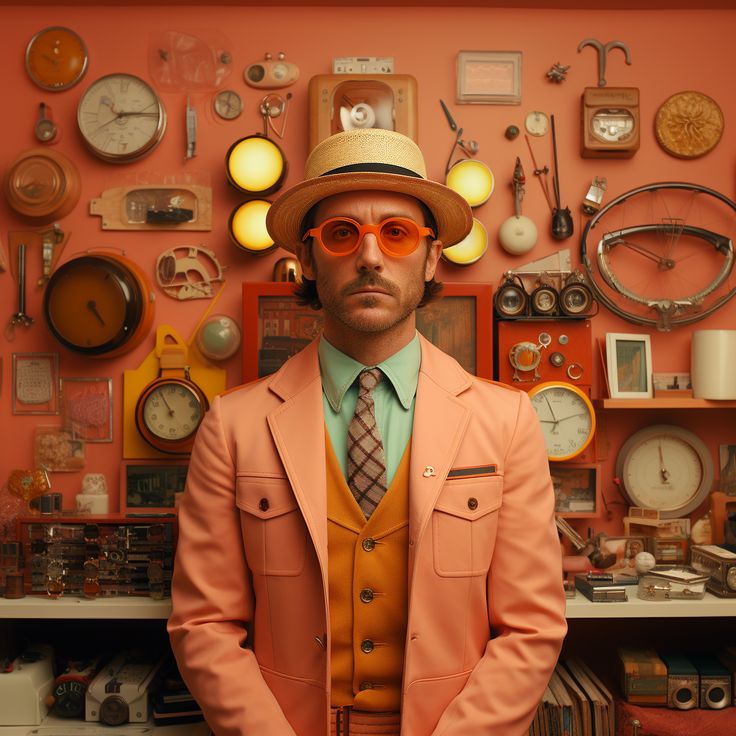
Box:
[266,128,473,254]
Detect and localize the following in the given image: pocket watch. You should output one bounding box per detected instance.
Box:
[135,345,209,455]
[77,73,166,163]
[527,381,596,461]
[25,26,88,91]
[615,424,714,518]
[43,251,155,357]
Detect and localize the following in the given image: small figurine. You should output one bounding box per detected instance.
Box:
[546,62,570,83]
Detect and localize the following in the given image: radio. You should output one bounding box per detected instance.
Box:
[690,544,736,598]
[308,73,417,151]
[658,652,699,710]
[86,650,165,725]
[688,653,731,709]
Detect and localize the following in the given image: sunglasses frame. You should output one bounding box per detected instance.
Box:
[303,216,435,257]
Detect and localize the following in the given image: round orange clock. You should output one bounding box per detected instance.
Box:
[25,26,88,91]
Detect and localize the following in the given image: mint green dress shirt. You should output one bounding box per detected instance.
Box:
[318,334,420,486]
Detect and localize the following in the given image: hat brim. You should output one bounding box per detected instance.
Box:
[266,171,474,254]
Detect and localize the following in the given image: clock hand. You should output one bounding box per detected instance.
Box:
[159,392,175,417]
[543,394,558,422]
[86,300,106,326]
[658,442,670,482]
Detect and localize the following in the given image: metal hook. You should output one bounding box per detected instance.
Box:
[577,38,632,87]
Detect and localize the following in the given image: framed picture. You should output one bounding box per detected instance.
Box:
[652,372,692,398]
[605,332,653,398]
[599,535,648,578]
[550,463,600,518]
[416,283,493,378]
[120,461,188,514]
[61,377,113,442]
[242,282,493,382]
[12,352,60,415]
[34,425,85,472]
[456,50,522,105]
[242,282,324,382]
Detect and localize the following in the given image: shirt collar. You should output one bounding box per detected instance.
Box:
[318,333,420,412]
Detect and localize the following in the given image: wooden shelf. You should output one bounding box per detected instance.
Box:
[0,716,208,735]
[565,591,735,618]
[0,596,171,620]
[594,398,736,409]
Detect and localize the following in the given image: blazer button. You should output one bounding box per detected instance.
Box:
[359,588,374,603]
[362,538,376,552]
[359,681,374,691]
[258,498,269,511]
[467,497,478,511]
[360,639,374,653]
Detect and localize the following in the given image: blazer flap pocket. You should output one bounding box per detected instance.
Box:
[236,475,298,519]
[434,477,503,520]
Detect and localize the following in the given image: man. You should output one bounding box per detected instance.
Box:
[168,128,567,736]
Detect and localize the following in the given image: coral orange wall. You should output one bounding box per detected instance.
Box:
[1,4,735,534]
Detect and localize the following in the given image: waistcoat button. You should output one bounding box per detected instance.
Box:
[467,497,478,510]
[360,639,374,653]
[362,538,376,552]
[360,588,374,603]
[258,498,269,511]
[359,681,374,691]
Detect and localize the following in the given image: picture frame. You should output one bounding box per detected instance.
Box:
[605,332,653,398]
[120,461,189,514]
[599,535,648,577]
[242,282,494,382]
[456,50,522,105]
[550,463,600,518]
[652,372,692,398]
[60,377,113,442]
[34,425,85,472]
[12,352,60,415]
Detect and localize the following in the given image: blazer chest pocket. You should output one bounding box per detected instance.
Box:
[432,477,503,577]
[236,475,307,576]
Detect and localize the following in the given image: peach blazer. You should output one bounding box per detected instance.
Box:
[168,335,567,736]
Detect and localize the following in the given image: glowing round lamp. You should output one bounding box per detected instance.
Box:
[196,314,242,361]
[229,199,275,254]
[441,218,488,266]
[225,135,287,195]
[498,215,538,255]
[445,160,494,208]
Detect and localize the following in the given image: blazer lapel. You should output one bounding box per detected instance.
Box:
[266,341,329,572]
[408,337,472,581]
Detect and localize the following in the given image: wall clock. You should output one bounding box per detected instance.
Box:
[615,424,713,518]
[43,251,155,357]
[25,26,88,91]
[77,73,166,163]
[527,381,596,462]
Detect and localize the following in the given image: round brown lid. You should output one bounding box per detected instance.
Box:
[655,91,724,159]
[4,147,81,221]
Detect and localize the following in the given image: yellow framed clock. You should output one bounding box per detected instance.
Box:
[527,381,596,462]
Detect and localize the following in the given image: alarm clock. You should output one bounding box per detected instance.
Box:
[43,252,155,357]
[581,87,640,158]
[527,381,596,462]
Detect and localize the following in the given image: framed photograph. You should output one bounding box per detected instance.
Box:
[605,332,653,398]
[61,377,113,442]
[34,425,85,472]
[242,282,324,382]
[416,283,493,378]
[120,461,188,514]
[599,535,648,578]
[550,463,600,518]
[456,50,522,105]
[12,352,60,415]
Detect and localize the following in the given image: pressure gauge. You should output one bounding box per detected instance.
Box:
[615,424,714,518]
[590,109,636,143]
[525,111,549,137]
[527,381,596,461]
[581,87,640,158]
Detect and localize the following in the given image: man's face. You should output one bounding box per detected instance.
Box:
[297,190,443,342]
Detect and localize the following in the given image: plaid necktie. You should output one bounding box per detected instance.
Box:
[347,368,388,519]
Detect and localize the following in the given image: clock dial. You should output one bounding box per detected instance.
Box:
[77,73,166,162]
[26,26,88,91]
[591,109,635,143]
[525,111,549,137]
[142,382,204,441]
[528,381,596,462]
[616,424,714,518]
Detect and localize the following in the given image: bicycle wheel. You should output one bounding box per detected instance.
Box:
[580,181,736,331]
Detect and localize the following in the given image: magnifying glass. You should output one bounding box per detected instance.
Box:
[445,160,494,208]
[225,134,287,196]
[228,199,275,255]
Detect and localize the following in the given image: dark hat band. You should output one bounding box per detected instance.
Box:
[321,162,424,178]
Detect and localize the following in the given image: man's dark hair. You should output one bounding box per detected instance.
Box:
[293,199,443,310]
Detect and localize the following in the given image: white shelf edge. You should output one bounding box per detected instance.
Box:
[0,596,172,620]
[0,715,208,735]
[565,590,736,618]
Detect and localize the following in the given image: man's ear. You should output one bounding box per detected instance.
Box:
[296,241,316,280]
[424,239,443,281]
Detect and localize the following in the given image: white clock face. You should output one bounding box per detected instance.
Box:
[142,382,203,441]
[617,426,713,517]
[528,383,595,461]
[525,111,549,137]
[77,73,166,162]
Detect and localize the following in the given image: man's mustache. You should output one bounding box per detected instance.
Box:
[340,274,399,298]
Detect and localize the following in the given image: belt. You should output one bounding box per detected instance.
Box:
[330,706,401,736]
